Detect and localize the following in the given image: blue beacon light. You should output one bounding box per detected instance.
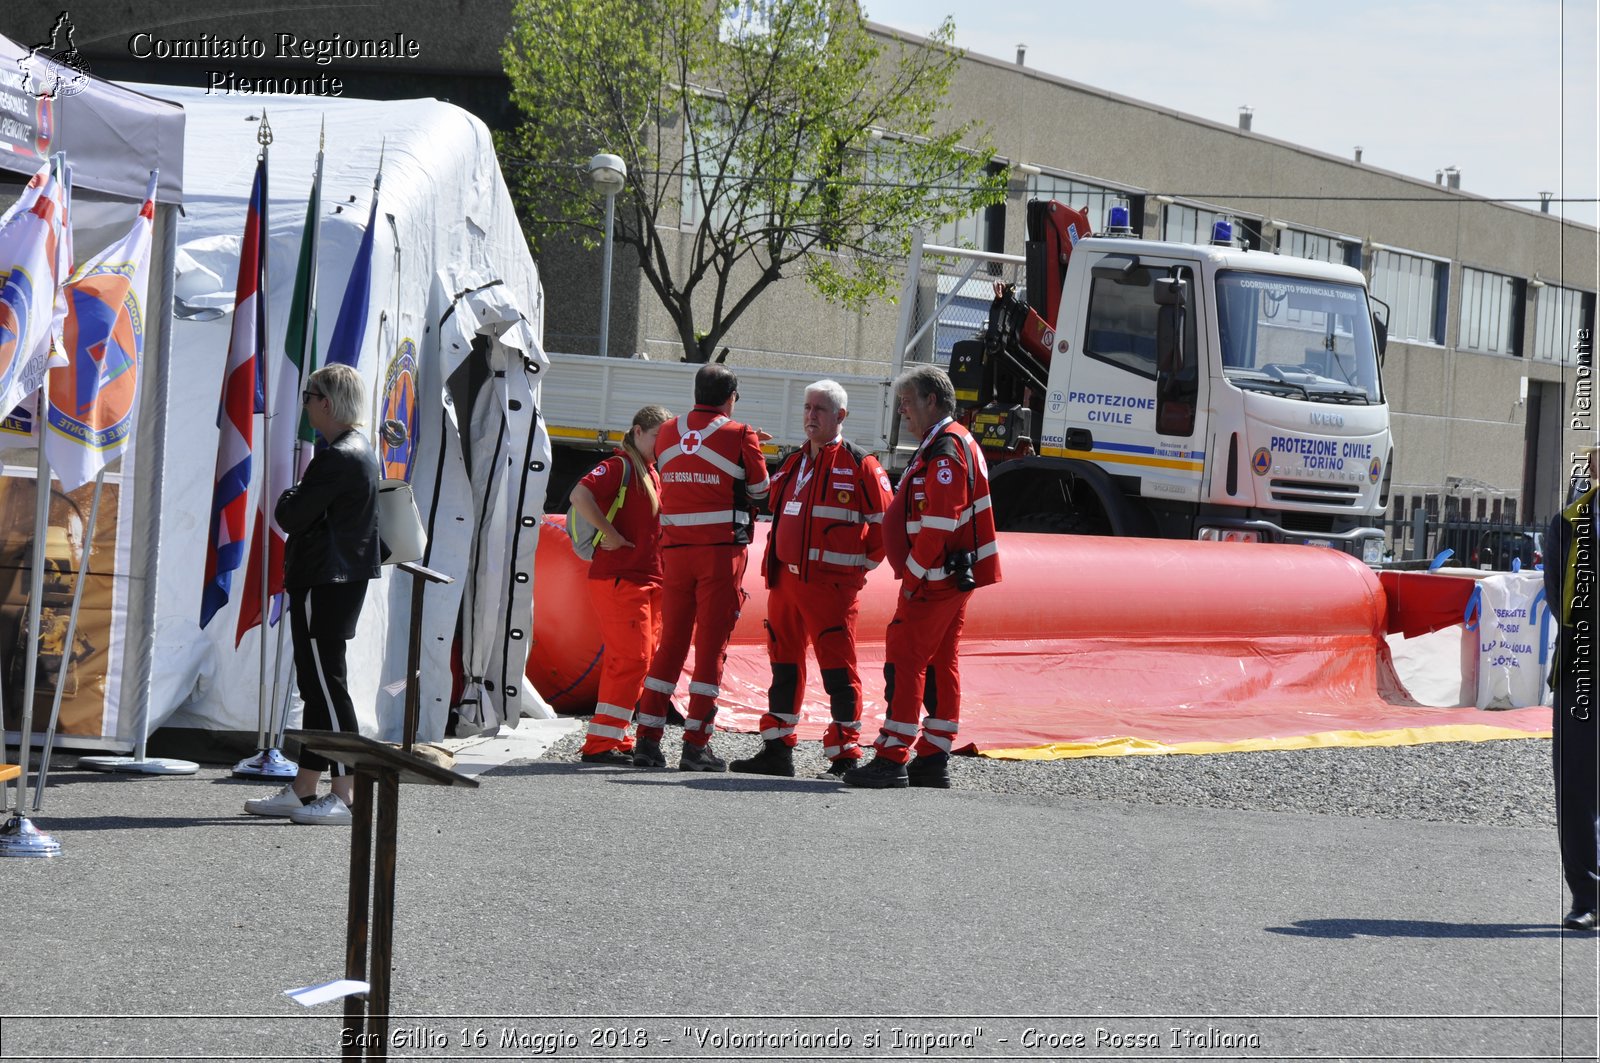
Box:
[1210,218,1234,246]
[1106,203,1132,235]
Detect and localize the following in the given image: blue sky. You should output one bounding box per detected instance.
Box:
[863,0,1599,228]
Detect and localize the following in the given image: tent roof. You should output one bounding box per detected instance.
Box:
[0,32,184,203]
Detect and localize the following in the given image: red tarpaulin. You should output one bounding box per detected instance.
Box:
[529,520,1550,758]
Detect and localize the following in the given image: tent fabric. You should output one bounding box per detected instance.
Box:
[136,85,548,743]
[0,34,184,204]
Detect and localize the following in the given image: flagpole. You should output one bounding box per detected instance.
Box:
[255,112,272,752]
[73,172,197,778]
[33,471,103,804]
[233,111,296,780]
[1,153,69,858]
[270,117,326,755]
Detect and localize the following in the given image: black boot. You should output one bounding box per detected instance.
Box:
[631,738,666,768]
[907,752,951,789]
[730,740,795,777]
[842,755,909,789]
[821,757,855,779]
[678,741,727,772]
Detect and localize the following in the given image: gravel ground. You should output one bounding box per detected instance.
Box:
[538,723,1555,829]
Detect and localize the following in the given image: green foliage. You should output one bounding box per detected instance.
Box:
[499,0,1003,362]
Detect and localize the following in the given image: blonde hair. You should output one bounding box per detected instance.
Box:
[624,404,672,514]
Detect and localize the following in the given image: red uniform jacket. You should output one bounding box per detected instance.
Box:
[577,451,663,584]
[655,406,771,547]
[762,437,892,589]
[885,418,1001,594]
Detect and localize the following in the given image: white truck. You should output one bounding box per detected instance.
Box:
[540,200,1393,563]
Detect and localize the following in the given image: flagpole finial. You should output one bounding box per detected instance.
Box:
[257,109,273,151]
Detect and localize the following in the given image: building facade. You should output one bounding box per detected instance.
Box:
[21,3,1595,525]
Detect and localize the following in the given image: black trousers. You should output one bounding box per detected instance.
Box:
[289,581,369,775]
[1554,668,1600,912]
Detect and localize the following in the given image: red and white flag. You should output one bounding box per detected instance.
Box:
[0,159,70,421]
[43,172,157,492]
[201,157,265,630]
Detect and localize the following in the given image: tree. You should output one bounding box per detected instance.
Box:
[499,0,1005,363]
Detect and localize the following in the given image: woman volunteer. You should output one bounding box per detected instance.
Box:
[569,405,672,766]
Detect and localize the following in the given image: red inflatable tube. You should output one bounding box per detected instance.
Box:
[527,519,1556,753]
[527,515,1384,712]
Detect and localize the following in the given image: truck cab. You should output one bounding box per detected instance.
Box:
[964,208,1390,563]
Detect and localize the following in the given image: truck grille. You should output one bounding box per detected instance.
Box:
[1279,512,1336,534]
[1270,478,1361,507]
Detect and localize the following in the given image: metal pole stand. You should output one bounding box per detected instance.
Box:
[296,732,476,1061]
[0,765,60,858]
[229,747,297,779]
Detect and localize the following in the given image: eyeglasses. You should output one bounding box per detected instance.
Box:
[303,390,324,404]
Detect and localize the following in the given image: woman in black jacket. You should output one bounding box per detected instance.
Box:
[244,363,380,825]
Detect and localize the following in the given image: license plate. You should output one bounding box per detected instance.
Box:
[1303,538,1332,549]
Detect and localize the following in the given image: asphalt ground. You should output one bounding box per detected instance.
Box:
[1,725,1596,1063]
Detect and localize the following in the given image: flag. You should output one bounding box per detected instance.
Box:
[0,160,49,231]
[236,149,322,645]
[324,166,379,369]
[0,159,69,421]
[201,157,266,630]
[43,172,157,492]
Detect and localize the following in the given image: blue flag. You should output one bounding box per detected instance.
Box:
[325,177,378,369]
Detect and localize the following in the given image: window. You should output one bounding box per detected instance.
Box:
[1027,172,1141,237]
[931,198,990,250]
[679,105,745,230]
[1278,228,1359,270]
[1082,263,1197,380]
[1457,267,1522,355]
[1369,248,1448,345]
[1164,203,1257,249]
[1531,284,1597,363]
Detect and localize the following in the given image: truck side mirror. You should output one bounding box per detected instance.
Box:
[1155,277,1186,375]
[1372,312,1388,359]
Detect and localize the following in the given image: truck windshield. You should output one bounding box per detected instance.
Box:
[1215,271,1382,404]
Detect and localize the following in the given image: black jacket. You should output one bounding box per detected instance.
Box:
[276,428,381,591]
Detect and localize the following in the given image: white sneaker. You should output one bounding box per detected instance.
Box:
[244,785,310,818]
[289,793,352,825]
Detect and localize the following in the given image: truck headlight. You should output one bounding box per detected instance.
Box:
[1362,538,1384,564]
[1198,527,1261,544]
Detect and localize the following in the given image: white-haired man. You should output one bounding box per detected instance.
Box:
[733,380,892,777]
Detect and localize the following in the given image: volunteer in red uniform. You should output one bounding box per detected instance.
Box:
[845,365,1000,789]
[569,405,672,765]
[636,364,771,771]
[732,380,892,778]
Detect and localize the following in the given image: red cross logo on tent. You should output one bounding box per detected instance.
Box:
[681,430,703,455]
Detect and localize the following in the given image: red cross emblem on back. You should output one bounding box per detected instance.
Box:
[681,430,703,455]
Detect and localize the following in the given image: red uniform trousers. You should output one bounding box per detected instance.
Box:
[637,543,748,747]
[762,566,864,762]
[873,586,970,764]
[581,577,662,755]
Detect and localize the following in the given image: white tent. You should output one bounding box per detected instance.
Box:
[140,85,551,744]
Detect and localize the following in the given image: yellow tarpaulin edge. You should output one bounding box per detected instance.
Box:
[978,723,1552,761]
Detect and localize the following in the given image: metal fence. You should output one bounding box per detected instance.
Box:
[1375,490,1547,569]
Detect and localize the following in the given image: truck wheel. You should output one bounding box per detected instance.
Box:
[1002,511,1106,536]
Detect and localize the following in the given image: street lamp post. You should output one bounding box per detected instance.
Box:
[586,153,626,358]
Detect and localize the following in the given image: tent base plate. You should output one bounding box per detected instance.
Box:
[79,755,199,776]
